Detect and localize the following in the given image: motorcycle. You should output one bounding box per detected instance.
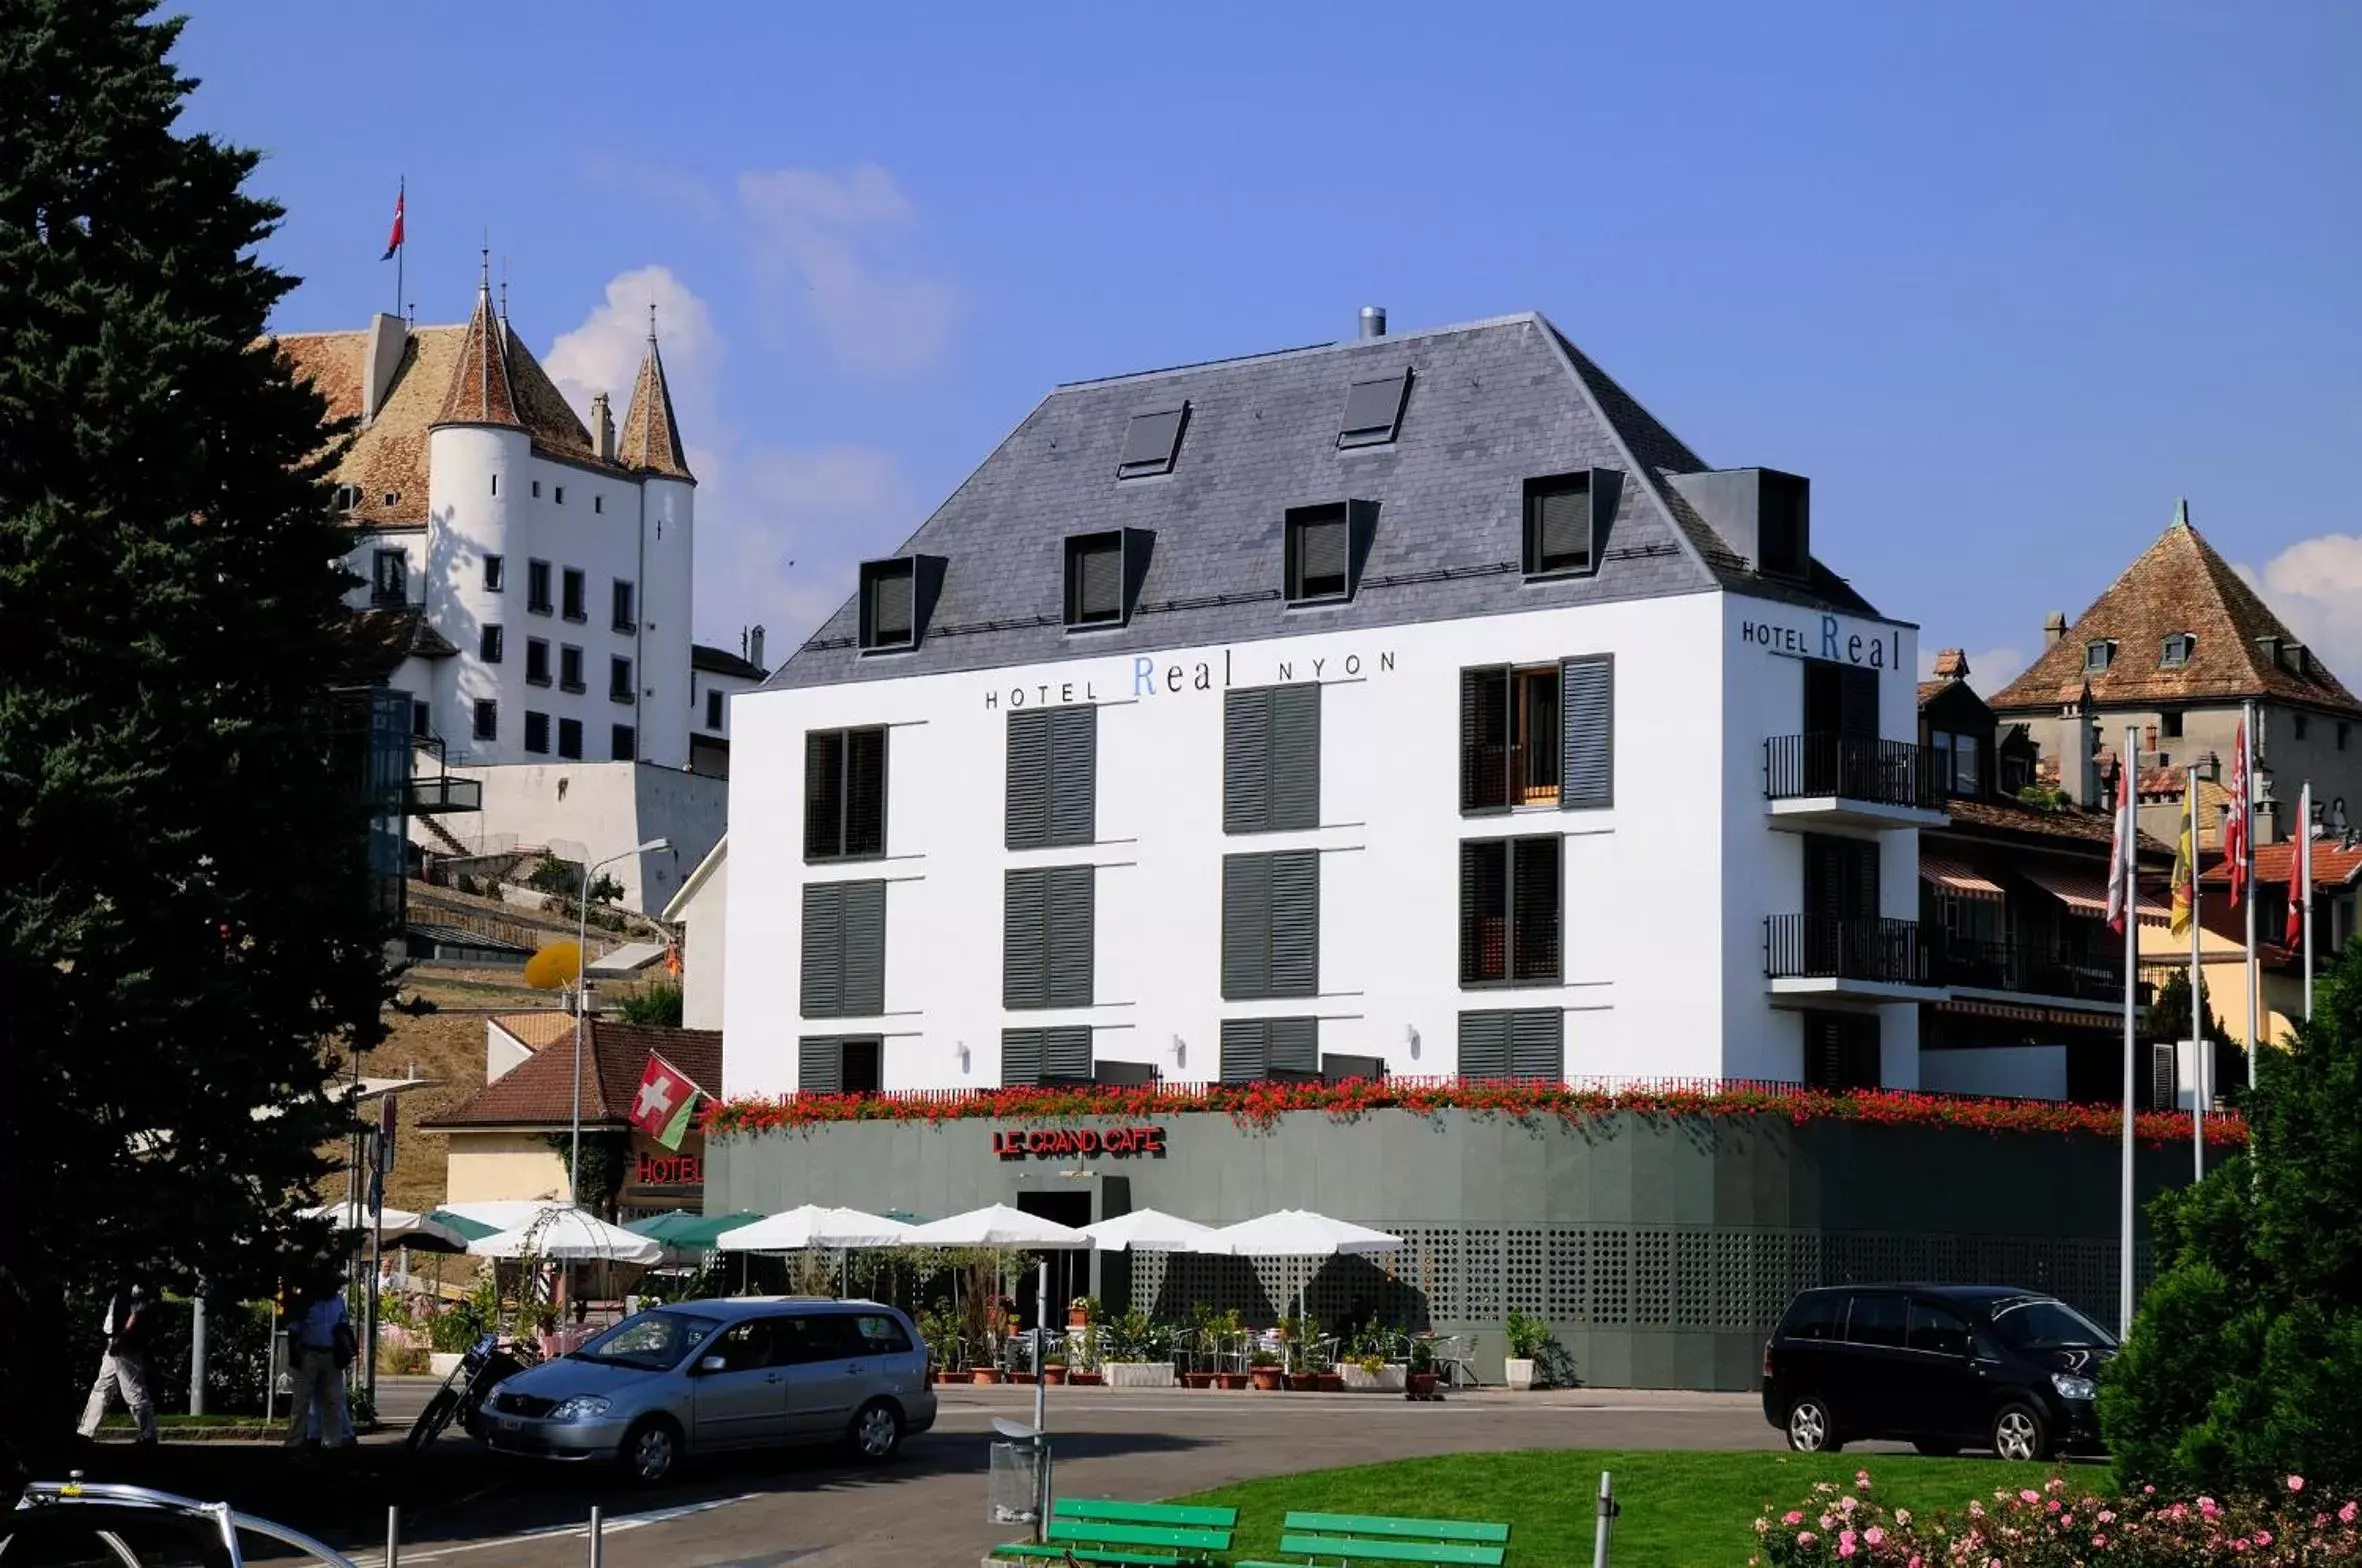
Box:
[406,1332,538,1452]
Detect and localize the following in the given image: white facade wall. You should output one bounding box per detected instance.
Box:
[671,847,729,1031]
[1921,1044,2068,1100]
[636,476,696,770]
[421,758,724,913]
[721,593,1924,1100]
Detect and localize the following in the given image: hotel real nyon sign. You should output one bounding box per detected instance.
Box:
[1740,611,1906,670]
[982,646,1398,708]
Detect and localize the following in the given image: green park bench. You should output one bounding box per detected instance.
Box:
[1236,1510,1511,1567]
[991,1498,1239,1567]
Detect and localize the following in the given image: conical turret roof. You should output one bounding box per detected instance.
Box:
[433,274,523,430]
[618,323,694,481]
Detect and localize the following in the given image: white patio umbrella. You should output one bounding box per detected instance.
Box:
[1078,1208,1219,1252]
[897,1203,1093,1250]
[711,1204,916,1251]
[465,1203,664,1264]
[1196,1209,1403,1337]
[301,1203,469,1253]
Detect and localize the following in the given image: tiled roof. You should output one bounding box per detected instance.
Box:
[619,334,694,481]
[2199,837,2362,889]
[771,313,1882,691]
[278,325,464,527]
[1989,505,2362,719]
[691,644,765,681]
[1937,795,2173,857]
[423,1021,721,1129]
[434,284,523,431]
[340,607,459,679]
[491,1011,581,1049]
[1917,680,1947,708]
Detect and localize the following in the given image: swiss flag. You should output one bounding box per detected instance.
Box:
[380,182,405,261]
[628,1052,699,1150]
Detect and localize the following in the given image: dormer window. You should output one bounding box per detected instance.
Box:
[1336,370,1410,449]
[1523,471,1616,578]
[1064,529,1150,630]
[1756,471,1809,579]
[2085,640,2115,673]
[1285,503,1355,604]
[334,484,361,513]
[860,558,916,651]
[1116,403,1188,479]
[2161,633,2195,668]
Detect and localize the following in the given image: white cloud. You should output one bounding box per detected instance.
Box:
[543,265,722,434]
[2238,533,2362,684]
[736,165,958,378]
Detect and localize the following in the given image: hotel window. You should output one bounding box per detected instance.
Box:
[799,1035,883,1095]
[1459,836,1562,986]
[484,554,505,592]
[612,580,636,632]
[555,718,582,759]
[1460,657,1613,812]
[2085,640,2114,673]
[1221,850,1319,1000]
[1003,865,1094,1010]
[859,558,917,651]
[1224,683,1321,834]
[1802,1010,1880,1090]
[1456,1009,1564,1082]
[411,701,430,738]
[370,549,406,607]
[1117,402,1188,478]
[1001,1026,1094,1086]
[527,559,552,614]
[1006,707,1096,849]
[561,568,586,622]
[559,646,584,693]
[706,689,725,731]
[2161,710,2183,739]
[1336,368,1409,449]
[610,724,635,761]
[802,880,886,1018]
[1284,503,1353,605]
[525,638,551,687]
[479,624,503,664]
[471,699,497,742]
[523,711,550,755]
[1064,532,1126,628]
[1219,1018,1319,1084]
[1522,471,1612,578]
[610,656,634,704]
[2161,633,2195,668]
[804,726,888,860]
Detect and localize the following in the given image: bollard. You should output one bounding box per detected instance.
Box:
[1592,1469,1619,1568]
[385,1506,400,1568]
[587,1505,603,1568]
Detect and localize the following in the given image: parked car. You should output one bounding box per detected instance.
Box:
[474,1296,937,1484]
[1761,1284,2117,1460]
[9,1479,356,1568]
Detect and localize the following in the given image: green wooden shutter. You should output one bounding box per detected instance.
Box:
[1219,1019,1269,1083]
[1221,854,1272,1000]
[840,880,886,1015]
[1459,839,1506,985]
[800,884,842,1017]
[1269,683,1321,831]
[1006,712,1049,849]
[1046,706,1097,847]
[1267,1016,1320,1076]
[1511,838,1562,983]
[1462,667,1509,811]
[1509,1009,1564,1081]
[1267,850,1320,998]
[804,730,844,858]
[1045,864,1095,1009]
[1003,868,1047,1009]
[1043,1025,1094,1082]
[798,1036,843,1094]
[1458,1011,1512,1080]
[1001,1029,1044,1086]
[1560,654,1614,810]
[1224,688,1272,834]
[844,727,888,856]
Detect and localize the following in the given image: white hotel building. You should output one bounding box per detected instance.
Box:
[720,310,1945,1099]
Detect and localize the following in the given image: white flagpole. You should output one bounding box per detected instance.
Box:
[2119,726,2139,1338]
[2301,783,2315,1022]
[2242,703,2259,1086]
[2189,765,2205,1181]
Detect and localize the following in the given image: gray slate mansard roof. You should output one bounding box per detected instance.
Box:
[767,312,1882,692]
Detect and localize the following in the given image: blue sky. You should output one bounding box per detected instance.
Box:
[173,2,2362,683]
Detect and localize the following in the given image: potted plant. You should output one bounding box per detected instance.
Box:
[1504,1309,1548,1391]
[1100,1309,1177,1388]
[1067,1322,1104,1386]
[1068,1294,1099,1330]
[1248,1348,1283,1391]
[970,1363,1003,1385]
[1405,1338,1438,1400]
[1041,1362,1067,1386]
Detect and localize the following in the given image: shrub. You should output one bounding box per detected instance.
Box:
[617,981,683,1028]
[1504,1309,1549,1361]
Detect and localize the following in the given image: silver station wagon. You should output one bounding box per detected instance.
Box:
[476,1297,937,1484]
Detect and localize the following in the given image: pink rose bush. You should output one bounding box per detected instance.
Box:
[1753,1472,2359,1566]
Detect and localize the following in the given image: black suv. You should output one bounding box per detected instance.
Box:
[1761,1284,2116,1460]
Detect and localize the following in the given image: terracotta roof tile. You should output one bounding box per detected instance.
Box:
[434,286,523,431]
[277,325,464,527]
[339,607,458,679]
[1939,794,2173,857]
[618,334,694,480]
[423,1021,720,1129]
[2200,837,2362,889]
[1990,506,2362,719]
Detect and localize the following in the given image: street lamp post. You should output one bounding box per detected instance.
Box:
[569,837,670,1206]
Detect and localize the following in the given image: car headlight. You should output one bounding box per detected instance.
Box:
[2050,1373,2097,1402]
[549,1396,612,1421]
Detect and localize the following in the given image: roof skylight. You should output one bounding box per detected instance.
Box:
[1337,370,1410,449]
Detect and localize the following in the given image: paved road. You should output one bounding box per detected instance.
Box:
[74,1382,1781,1568]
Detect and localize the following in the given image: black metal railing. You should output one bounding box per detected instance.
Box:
[1765,913,1924,984]
[1926,934,2136,1004]
[1764,734,1938,809]
[1461,744,1562,810]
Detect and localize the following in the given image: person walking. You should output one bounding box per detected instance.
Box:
[282,1274,356,1449]
[77,1281,159,1444]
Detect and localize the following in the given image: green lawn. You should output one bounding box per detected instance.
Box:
[1174,1449,2072,1567]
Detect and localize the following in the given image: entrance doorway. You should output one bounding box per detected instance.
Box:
[1016,1189,1095,1319]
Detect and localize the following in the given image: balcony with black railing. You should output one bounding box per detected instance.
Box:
[1926,933,2142,1008]
[1765,913,1943,1001]
[1763,734,1946,829]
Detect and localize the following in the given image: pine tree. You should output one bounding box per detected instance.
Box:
[0,0,391,1466]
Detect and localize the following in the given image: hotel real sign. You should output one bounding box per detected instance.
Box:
[983,645,1397,709]
[1740,612,1905,671]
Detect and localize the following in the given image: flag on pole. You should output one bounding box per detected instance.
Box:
[2225,719,2251,905]
[628,1051,703,1151]
[380,181,405,261]
[2105,759,2136,933]
[2287,784,2310,947]
[2170,786,2197,937]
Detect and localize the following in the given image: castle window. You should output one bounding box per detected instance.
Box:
[2084,640,2115,674]
[2161,633,2195,668]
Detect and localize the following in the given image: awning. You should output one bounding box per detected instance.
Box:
[1918,850,2005,901]
[2021,861,2171,922]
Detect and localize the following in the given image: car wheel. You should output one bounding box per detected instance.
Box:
[847,1398,903,1463]
[1911,1439,1960,1457]
[620,1416,682,1485]
[1785,1396,1841,1453]
[1991,1402,2047,1463]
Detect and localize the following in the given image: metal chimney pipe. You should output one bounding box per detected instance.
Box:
[1358,305,1387,339]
